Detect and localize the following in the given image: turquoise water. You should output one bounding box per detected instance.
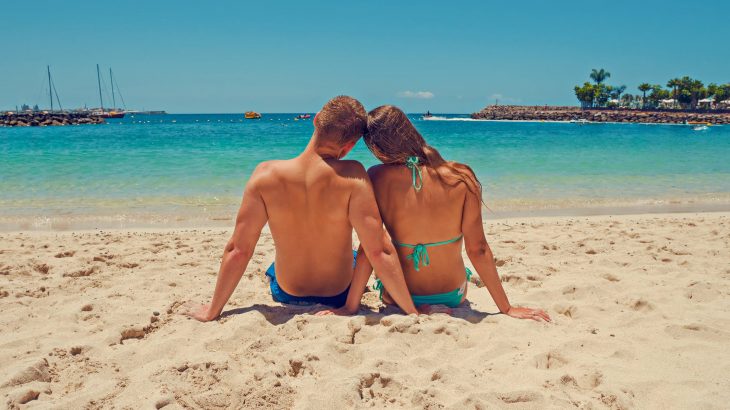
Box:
[2,113,730,229]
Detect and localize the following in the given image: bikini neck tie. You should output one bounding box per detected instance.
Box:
[405,156,423,191]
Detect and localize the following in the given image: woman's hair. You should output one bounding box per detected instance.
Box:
[364,105,484,202]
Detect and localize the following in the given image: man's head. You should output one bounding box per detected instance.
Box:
[313,96,367,158]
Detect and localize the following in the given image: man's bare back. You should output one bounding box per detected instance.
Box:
[255,156,368,296]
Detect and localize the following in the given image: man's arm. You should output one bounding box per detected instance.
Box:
[347,165,417,315]
[187,166,269,322]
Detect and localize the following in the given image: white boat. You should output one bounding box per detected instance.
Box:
[692,125,709,131]
[570,119,590,125]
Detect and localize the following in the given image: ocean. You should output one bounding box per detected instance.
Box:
[2,113,729,230]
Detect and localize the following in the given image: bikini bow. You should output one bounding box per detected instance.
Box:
[406,243,430,271]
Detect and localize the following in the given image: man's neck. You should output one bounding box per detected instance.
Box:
[300,132,341,160]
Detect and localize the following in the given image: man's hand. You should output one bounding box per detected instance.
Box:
[184,303,217,322]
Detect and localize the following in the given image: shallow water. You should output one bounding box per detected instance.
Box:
[2,113,729,230]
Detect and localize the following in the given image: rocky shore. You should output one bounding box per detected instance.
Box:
[1,112,105,127]
[471,105,730,124]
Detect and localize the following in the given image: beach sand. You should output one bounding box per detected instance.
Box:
[1,212,729,409]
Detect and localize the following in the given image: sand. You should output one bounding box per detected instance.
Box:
[1,212,729,409]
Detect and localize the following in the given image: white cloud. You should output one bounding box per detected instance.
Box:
[397,90,434,99]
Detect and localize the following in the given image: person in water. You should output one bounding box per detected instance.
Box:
[323,105,550,321]
[186,97,418,321]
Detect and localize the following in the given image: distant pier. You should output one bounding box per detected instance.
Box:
[1,112,105,127]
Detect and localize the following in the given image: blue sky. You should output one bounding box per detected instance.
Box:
[2,0,728,113]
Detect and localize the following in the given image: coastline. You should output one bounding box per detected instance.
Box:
[3,197,730,232]
[470,105,730,124]
[2,212,728,408]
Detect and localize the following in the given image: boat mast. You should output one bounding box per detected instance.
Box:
[109,68,116,110]
[96,64,104,111]
[47,65,53,112]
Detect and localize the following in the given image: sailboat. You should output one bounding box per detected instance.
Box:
[92,64,125,118]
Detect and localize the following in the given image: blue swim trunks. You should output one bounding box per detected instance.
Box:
[265,251,357,308]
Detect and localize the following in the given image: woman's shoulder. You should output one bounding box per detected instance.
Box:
[366,163,401,180]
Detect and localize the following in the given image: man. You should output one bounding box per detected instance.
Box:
[187,96,417,321]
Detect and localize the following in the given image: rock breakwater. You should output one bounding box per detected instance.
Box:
[471,105,730,124]
[1,112,105,127]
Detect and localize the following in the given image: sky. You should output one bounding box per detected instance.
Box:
[1,0,728,113]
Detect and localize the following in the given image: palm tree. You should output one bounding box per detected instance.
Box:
[667,78,681,108]
[612,85,627,104]
[590,69,611,85]
[638,83,652,108]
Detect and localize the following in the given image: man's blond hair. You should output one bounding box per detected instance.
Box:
[314,96,367,145]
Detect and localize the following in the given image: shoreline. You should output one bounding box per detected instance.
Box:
[3,210,728,236]
[3,202,730,232]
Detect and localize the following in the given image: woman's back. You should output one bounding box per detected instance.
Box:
[369,163,469,295]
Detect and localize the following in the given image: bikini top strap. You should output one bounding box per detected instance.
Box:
[395,234,463,271]
[405,156,423,192]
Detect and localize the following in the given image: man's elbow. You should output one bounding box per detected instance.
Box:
[226,242,255,263]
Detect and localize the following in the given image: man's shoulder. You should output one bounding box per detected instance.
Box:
[248,160,287,188]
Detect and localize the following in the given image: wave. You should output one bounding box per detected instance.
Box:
[420,116,480,122]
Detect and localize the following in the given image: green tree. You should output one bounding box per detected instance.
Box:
[674,76,705,109]
[638,83,652,108]
[595,84,611,107]
[590,68,611,85]
[620,93,634,107]
[709,83,730,103]
[574,82,597,108]
[648,85,670,108]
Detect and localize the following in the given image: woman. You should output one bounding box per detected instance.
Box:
[326,105,549,321]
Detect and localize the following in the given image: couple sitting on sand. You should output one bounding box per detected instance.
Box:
[187,96,549,322]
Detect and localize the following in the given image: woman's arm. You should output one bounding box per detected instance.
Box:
[461,190,550,322]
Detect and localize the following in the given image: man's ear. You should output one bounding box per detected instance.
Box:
[339,140,357,159]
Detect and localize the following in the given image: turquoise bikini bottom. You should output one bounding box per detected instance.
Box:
[374,268,473,308]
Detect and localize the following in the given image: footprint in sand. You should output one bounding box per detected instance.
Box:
[63,266,99,278]
[627,298,653,312]
[533,351,568,370]
[684,282,721,302]
[553,304,578,319]
[32,263,50,274]
[497,390,543,404]
[602,273,620,282]
[54,250,76,258]
[357,373,402,403]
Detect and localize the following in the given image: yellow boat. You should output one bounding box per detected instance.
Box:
[245,111,262,119]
